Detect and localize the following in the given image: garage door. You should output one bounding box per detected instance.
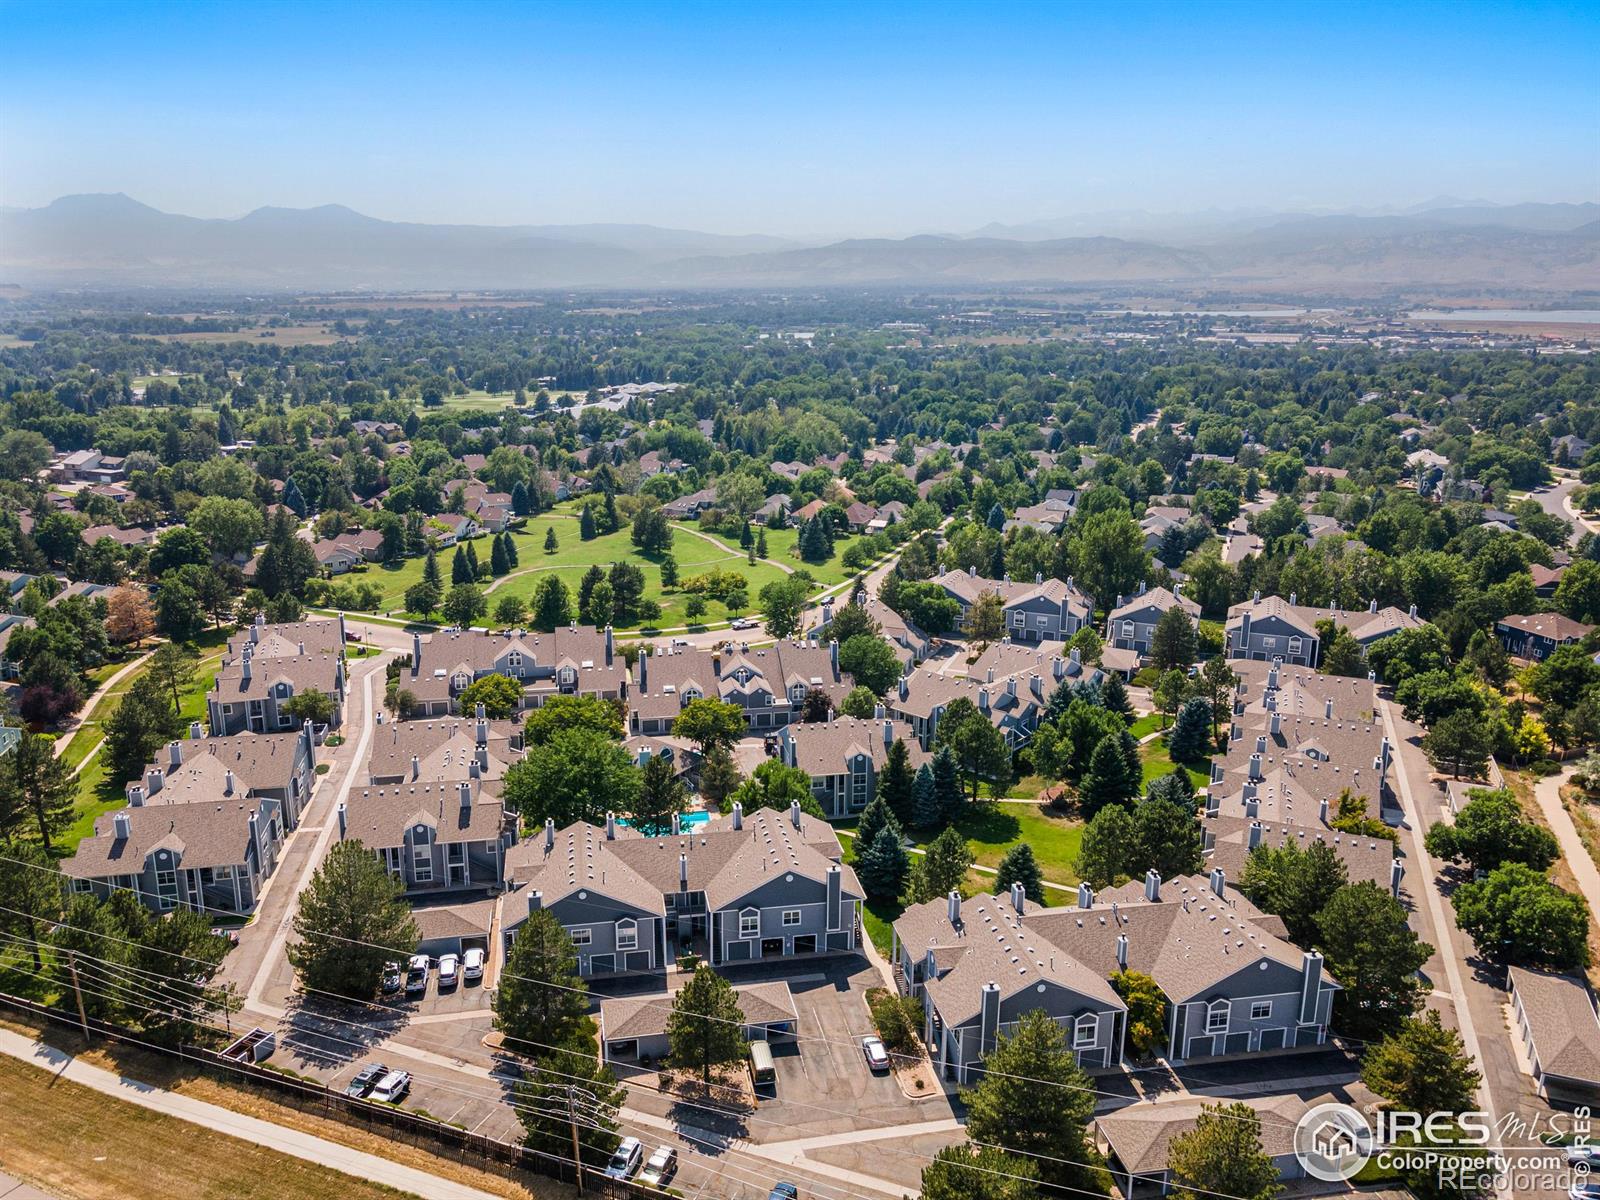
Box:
[726,941,751,961]
[1225,1032,1250,1055]
[589,954,615,974]
[1259,1028,1286,1051]
[792,935,817,954]
[1294,1025,1323,1047]
[625,951,652,972]
[1185,1033,1221,1058]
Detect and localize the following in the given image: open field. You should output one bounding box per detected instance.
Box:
[143,322,352,346]
[0,1052,421,1200]
[1139,738,1211,789]
[755,524,869,588]
[358,505,854,629]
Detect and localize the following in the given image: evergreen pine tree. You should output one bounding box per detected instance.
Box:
[932,745,964,824]
[1168,697,1213,762]
[451,545,471,585]
[877,739,915,827]
[1078,731,1141,819]
[465,539,480,580]
[422,546,443,592]
[579,503,597,540]
[490,533,511,576]
[911,763,941,828]
[857,792,900,851]
[602,490,620,534]
[740,523,753,549]
[283,477,307,516]
[544,526,558,554]
[756,528,768,558]
[505,532,519,567]
[1100,672,1135,721]
[511,480,530,515]
[986,502,1006,530]
[856,826,910,901]
[660,553,678,589]
[994,842,1045,903]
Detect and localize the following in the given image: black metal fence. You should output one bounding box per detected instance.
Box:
[0,991,658,1200]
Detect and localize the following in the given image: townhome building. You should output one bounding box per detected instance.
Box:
[893,872,1339,1082]
[628,640,849,736]
[1208,709,1396,828]
[404,625,628,717]
[500,804,862,976]
[934,568,1094,644]
[62,723,318,913]
[773,713,929,818]
[1496,612,1595,660]
[336,778,515,896]
[366,714,524,795]
[1225,593,1323,667]
[207,616,347,736]
[886,646,1077,751]
[1105,584,1201,657]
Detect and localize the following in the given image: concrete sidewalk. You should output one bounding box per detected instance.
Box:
[1535,766,1600,917]
[0,1171,59,1200]
[0,1027,502,1200]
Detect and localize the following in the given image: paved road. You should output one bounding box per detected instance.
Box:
[0,1027,500,1200]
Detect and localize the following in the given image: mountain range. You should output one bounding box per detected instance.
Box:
[2,193,1597,293]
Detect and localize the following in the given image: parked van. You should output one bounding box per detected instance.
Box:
[748,1038,776,1086]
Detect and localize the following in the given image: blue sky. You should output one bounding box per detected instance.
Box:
[1,0,1596,237]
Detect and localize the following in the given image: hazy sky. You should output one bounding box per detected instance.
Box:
[3,0,1597,238]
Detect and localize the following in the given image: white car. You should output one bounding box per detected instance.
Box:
[404,954,430,996]
[861,1035,890,1072]
[730,617,757,630]
[604,1137,643,1180]
[370,1069,411,1103]
[437,953,460,989]
[639,1145,677,1186]
[461,946,485,982]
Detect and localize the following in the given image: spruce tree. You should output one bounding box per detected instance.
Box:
[856,826,910,901]
[490,533,511,576]
[1100,672,1134,722]
[579,503,597,540]
[857,792,900,851]
[465,539,480,580]
[660,553,679,589]
[911,762,941,828]
[505,532,519,567]
[877,739,915,827]
[422,546,443,592]
[451,544,471,585]
[756,528,768,558]
[544,526,558,554]
[740,522,753,549]
[511,479,530,515]
[602,490,620,534]
[932,744,964,824]
[1078,731,1141,819]
[1168,697,1213,762]
[994,842,1045,903]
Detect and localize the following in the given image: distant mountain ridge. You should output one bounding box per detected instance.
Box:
[2,193,1596,292]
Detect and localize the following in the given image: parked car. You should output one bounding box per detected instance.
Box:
[604,1137,643,1180]
[730,617,757,630]
[345,1062,389,1098]
[438,953,460,989]
[671,637,691,647]
[462,947,485,982]
[639,1145,678,1186]
[1569,1181,1600,1200]
[1568,1146,1600,1165]
[404,954,430,996]
[768,1183,799,1200]
[861,1035,889,1072]
[380,961,402,995]
[370,1070,411,1103]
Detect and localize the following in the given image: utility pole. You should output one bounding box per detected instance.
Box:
[567,1085,585,1195]
[65,950,90,1042]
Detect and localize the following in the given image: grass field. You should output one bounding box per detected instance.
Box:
[843,801,1086,955]
[1139,738,1211,790]
[0,1053,421,1200]
[359,505,858,630]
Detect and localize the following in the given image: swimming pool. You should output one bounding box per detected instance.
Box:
[620,810,712,835]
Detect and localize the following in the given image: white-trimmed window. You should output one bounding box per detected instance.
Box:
[1287,637,1303,656]
[411,836,432,883]
[154,868,178,911]
[739,908,760,937]
[1250,1000,1272,1021]
[507,652,522,672]
[1073,1014,1097,1049]
[1206,999,1230,1033]
[1011,611,1025,626]
[570,927,592,946]
[782,910,802,927]
[1121,621,1136,639]
[70,878,93,894]
[615,920,637,951]
[1261,636,1277,650]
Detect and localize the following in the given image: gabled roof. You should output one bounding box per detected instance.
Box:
[1508,966,1600,1086]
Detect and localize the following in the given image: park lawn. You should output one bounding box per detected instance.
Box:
[1140,739,1211,790]
[0,1053,421,1200]
[903,803,1085,884]
[755,524,867,589]
[1127,712,1164,740]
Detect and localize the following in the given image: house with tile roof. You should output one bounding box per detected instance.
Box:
[501,804,861,975]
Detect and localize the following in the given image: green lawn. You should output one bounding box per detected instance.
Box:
[1127,712,1164,740]
[755,525,868,589]
[1139,739,1212,790]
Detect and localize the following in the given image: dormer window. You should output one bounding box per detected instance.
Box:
[682,686,700,702]
[1206,999,1230,1033]
[508,652,523,672]
[1073,1014,1097,1048]
[739,908,760,937]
